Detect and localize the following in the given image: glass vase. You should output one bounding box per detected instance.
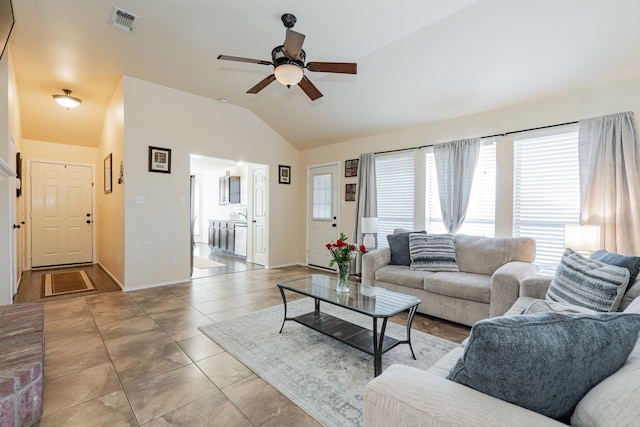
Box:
[336,261,350,294]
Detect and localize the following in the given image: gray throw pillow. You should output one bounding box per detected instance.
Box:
[447,312,640,423]
[590,249,640,287]
[546,248,629,312]
[387,231,425,266]
[409,233,458,272]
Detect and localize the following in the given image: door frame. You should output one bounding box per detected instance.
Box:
[26,159,96,270]
[306,161,340,268]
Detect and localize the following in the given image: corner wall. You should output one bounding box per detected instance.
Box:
[122,77,298,289]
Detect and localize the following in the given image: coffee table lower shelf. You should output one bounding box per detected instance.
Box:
[290,311,403,357]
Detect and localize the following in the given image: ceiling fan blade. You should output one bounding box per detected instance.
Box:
[306,62,357,74]
[283,29,305,60]
[298,76,323,101]
[246,75,276,94]
[217,55,272,66]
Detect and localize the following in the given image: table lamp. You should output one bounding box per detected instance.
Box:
[361,217,378,251]
[564,224,601,256]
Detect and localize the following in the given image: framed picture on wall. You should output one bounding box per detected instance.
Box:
[148,146,171,173]
[279,165,291,184]
[345,183,356,201]
[345,158,359,177]
[104,153,112,194]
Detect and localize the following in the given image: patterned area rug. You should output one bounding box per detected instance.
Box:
[199,298,457,427]
[42,270,95,297]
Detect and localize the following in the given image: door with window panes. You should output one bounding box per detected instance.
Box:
[308,164,339,268]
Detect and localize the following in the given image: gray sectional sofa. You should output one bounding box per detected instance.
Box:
[363,274,640,427]
[362,233,539,326]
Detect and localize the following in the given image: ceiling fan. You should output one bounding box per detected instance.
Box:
[217,13,357,101]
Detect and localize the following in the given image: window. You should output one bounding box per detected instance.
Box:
[425,140,496,236]
[513,125,580,271]
[375,151,415,247]
[312,173,333,220]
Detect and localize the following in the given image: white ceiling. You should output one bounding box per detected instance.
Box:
[8,0,640,150]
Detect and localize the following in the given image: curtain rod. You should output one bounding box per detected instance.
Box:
[375,120,579,155]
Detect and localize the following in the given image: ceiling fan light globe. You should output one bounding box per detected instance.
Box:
[274,64,303,87]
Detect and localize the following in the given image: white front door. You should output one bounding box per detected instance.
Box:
[307,163,339,269]
[252,166,267,266]
[31,162,94,267]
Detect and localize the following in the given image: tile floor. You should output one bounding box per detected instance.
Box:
[36,266,470,426]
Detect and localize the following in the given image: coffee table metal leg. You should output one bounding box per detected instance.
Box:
[278,286,288,333]
[406,305,418,360]
[373,317,388,377]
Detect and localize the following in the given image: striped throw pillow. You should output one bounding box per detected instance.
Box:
[409,233,459,272]
[546,248,630,312]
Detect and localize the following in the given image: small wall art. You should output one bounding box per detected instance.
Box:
[148,146,171,173]
[345,158,359,177]
[104,153,112,194]
[345,183,356,201]
[279,165,291,184]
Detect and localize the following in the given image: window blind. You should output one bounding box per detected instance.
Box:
[513,125,580,270]
[375,151,415,247]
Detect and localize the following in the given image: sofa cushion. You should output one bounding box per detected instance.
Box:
[447,312,640,423]
[621,278,640,311]
[522,299,596,315]
[409,233,459,272]
[546,248,629,312]
[455,234,536,275]
[387,231,426,266]
[571,333,640,427]
[374,265,433,290]
[423,272,490,303]
[590,249,640,287]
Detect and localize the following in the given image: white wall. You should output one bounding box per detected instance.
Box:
[122,76,299,289]
[298,74,640,259]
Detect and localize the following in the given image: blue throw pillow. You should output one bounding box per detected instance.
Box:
[590,249,640,287]
[447,312,640,423]
[387,231,425,266]
[546,248,629,312]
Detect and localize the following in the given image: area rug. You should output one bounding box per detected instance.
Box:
[42,270,95,297]
[193,256,226,269]
[199,298,458,427]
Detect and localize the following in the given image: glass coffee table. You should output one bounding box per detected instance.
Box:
[277,274,421,377]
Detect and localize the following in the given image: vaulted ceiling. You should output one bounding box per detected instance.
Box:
[8,0,640,150]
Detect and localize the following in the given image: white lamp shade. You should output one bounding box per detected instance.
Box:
[564,224,601,253]
[53,89,81,109]
[274,63,304,86]
[361,217,379,234]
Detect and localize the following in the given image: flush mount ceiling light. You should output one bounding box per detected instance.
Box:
[52,89,81,109]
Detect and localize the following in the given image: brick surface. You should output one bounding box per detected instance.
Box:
[0,376,14,397]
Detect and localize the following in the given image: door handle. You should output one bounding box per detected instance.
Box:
[332,224,337,227]
[13,224,20,229]
[86,220,92,224]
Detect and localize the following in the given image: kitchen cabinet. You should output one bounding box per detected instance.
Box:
[208,220,246,257]
[219,176,241,204]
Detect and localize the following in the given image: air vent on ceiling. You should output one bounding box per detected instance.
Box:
[111,7,139,32]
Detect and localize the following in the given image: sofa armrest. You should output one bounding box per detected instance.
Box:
[489,261,539,317]
[362,247,391,285]
[520,273,553,299]
[364,364,563,427]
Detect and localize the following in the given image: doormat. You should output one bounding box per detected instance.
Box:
[193,257,226,269]
[42,270,95,297]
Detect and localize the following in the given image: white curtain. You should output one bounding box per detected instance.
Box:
[579,111,640,255]
[352,153,377,274]
[434,138,481,233]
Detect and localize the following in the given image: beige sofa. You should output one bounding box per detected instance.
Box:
[363,274,640,427]
[362,234,539,326]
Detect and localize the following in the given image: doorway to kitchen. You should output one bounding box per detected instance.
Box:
[189,155,265,278]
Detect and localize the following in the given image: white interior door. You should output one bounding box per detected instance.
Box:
[31,162,93,267]
[252,166,267,266]
[307,163,339,269]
